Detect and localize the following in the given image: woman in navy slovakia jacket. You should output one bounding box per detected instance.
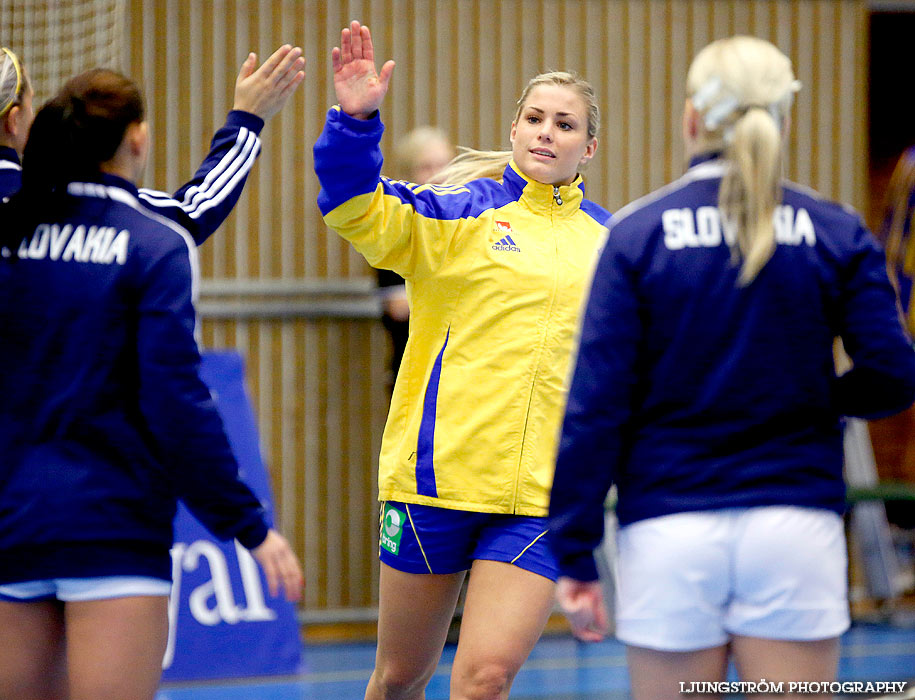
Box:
[0,70,302,700]
[0,44,306,242]
[549,36,915,699]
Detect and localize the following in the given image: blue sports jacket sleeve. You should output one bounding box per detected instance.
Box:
[314,107,494,279]
[833,221,915,417]
[314,108,386,213]
[548,229,641,582]
[135,236,269,549]
[138,110,264,246]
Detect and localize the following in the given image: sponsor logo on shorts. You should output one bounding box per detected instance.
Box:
[381,504,406,555]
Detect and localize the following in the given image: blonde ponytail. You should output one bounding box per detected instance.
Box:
[721,106,783,285]
[687,36,799,285]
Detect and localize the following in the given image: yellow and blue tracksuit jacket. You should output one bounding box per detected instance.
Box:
[314,108,610,516]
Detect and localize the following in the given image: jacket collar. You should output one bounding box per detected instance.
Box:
[67,173,140,199]
[502,160,585,218]
[67,173,141,203]
[688,150,724,170]
[0,146,21,166]
[97,172,139,197]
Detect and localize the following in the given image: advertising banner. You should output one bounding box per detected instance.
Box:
[161,351,302,682]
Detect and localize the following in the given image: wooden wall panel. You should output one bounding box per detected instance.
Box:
[123,0,871,617]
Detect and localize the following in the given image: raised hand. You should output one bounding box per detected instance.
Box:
[555,577,610,642]
[251,528,304,602]
[332,20,395,120]
[233,44,306,122]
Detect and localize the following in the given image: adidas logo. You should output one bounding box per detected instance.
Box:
[492,235,521,252]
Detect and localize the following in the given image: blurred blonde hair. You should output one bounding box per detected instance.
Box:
[687,36,799,285]
[0,48,29,120]
[881,151,915,276]
[878,149,915,334]
[438,70,600,186]
[392,125,454,182]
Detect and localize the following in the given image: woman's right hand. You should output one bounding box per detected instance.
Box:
[332,20,395,120]
[251,528,304,602]
[233,44,306,122]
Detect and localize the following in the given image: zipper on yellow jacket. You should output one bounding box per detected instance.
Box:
[513,187,563,513]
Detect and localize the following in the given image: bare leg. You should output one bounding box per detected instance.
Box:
[449,560,555,700]
[365,563,466,700]
[732,636,840,700]
[626,644,729,700]
[65,596,169,700]
[0,600,67,700]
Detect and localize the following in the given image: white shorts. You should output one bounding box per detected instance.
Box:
[0,576,172,602]
[615,506,850,651]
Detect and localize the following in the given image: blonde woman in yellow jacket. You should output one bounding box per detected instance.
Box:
[314,21,608,700]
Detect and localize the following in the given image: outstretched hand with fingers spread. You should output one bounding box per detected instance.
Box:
[251,529,304,602]
[332,20,395,120]
[233,44,306,122]
[555,577,610,642]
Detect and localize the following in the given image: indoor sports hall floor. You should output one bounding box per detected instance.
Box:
[156,622,914,700]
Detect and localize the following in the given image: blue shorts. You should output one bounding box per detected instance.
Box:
[378,501,558,580]
[0,576,172,603]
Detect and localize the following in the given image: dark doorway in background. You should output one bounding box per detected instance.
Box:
[868,8,915,229]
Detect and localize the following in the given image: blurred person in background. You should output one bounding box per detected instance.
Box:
[875,149,915,490]
[378,126,455,387]
[870,146,915,577]
[0,46,33,196]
